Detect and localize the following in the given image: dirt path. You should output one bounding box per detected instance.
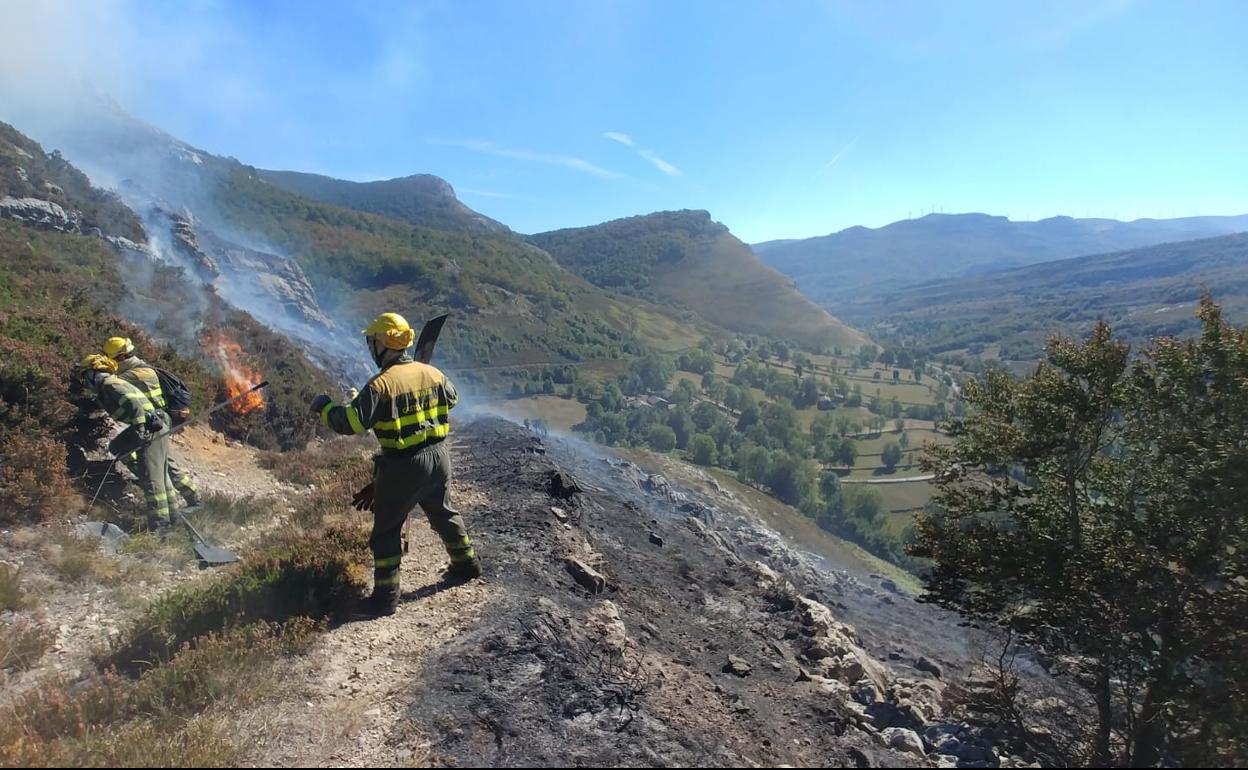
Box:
[0,426,293,700]
[237,440,497,768]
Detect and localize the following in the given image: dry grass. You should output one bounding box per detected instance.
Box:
[0,619,317,767]
[43,528,163,588]
[0,563,28,612]
[0,619,53,673]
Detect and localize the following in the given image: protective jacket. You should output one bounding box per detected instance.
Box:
[320,355,458,453]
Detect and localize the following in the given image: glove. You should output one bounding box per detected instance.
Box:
[310,394,332,415]
[351,482,375,512]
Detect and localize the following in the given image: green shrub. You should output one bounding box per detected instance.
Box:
[106,525,368,675]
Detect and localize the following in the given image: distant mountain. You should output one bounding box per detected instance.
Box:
[842,232,1248,357]
[759,212,1248,306]
[530,210,867,351]
[257,169,508,235]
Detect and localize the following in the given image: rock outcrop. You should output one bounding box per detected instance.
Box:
[0,196,78,232]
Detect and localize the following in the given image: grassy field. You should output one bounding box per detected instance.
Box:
[873,480,936,513]
[853,429,948,455]
[492,395,588,432]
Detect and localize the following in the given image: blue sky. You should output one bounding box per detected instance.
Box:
[3,0,1247,241]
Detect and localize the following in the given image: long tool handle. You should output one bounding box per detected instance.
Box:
[168,380,270,438]
[177,510,211,546]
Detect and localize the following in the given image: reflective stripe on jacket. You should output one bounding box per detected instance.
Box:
[322,357,458,453]
[115,357,167,410]
[97,374,156,426]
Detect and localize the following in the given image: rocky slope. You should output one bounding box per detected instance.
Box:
[242,417,1060,767]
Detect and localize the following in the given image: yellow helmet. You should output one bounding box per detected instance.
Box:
[103,336,135,359]
[362,312,415,350]
[80,354,117,373]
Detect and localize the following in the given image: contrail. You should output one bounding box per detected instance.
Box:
[824,136,860,170]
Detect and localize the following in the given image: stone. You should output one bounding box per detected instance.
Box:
[0,196,77,232]
[564,558,606,594]
[550,506,568,522]
[955,743,997,764]
[649,532,664,547]
[75,521,130,553]
[587,600,628,652]
[847,747,876,768]
[880,727,926,757]
[915,656,943,679]
[548,471,583,499]
[853,681,881,706]
[723,655,753,677]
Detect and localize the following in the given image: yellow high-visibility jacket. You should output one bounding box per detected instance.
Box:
[321,356,458,453]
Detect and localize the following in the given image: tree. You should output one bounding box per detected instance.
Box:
[666,409,695,449]
[736,403,760,433]
[810,412,835,445]
[689,433,717,466]
[836,440,857,468]
[765,452,820,508]
[881,442,902,470]
[631,355,675,393]
[707,378,728,404]
[646,424,677,452]
[846,384,863,408]
[844,485,882,525]
[692,401,721,432]
[736,444,770,486]
[835,415,852,437]
[792,376,820,409]
[913,301,1248,768]
[677,348,716,375]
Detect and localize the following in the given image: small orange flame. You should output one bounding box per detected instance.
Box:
[202,331,265,414]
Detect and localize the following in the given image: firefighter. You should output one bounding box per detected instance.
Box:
[103,336,201,510]
[79,354,175,532]
[310,312,480,619]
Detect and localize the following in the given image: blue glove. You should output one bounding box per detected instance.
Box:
[310,394,333,415]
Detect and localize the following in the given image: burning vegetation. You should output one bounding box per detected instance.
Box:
[202,330,266,415]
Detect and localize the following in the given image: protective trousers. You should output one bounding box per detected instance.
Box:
[111,412,174,528]
[122,454,199,508]
[370,442,474,595]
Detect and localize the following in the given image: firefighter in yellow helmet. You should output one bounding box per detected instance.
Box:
[103,336,201,511]
[78,354,176,532]
[310,312,480,619]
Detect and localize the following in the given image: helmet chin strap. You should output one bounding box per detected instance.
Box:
[369,338,405,369]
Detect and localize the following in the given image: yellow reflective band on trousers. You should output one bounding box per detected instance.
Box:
[376,422,450,451]
[373,554,402,569]
[441,535,475,564]
[373,573,401,587]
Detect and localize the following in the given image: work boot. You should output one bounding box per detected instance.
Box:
[442,558,483,585]
[352,587,399,620]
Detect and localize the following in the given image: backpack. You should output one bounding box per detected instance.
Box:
[154,366,193,418]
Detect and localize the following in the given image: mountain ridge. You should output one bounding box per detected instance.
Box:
[759,211,1248,306]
